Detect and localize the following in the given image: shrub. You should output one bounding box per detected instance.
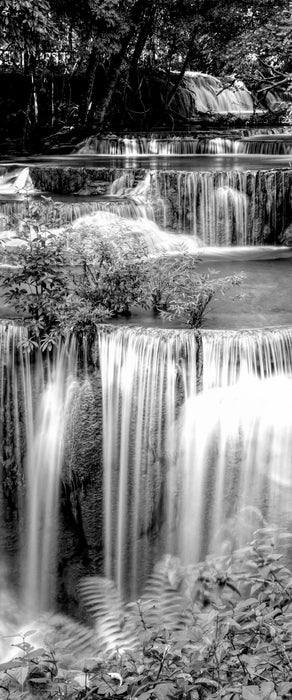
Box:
[161,269,246,328]
[1,526,292,699]
[1,212,246,348]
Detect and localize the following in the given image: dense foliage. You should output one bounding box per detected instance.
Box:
[0,0,291,139]
[0,222,244,348]
[1,526,292,699]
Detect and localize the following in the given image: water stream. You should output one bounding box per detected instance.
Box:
[1,118,292,636]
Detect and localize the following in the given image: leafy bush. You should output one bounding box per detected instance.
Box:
[1,213,246,349]
[149,256,246,328]
[142,250,201,313]
[2,527,292,700]
[69,233,148,317]
[1,234,70,345]
[164,271,246,328]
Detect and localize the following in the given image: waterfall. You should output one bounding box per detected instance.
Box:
[98,327,198,597]
[0,168,35,196]
[97,325,292,581]
[238,136,292,155]
[23,339,78,616]
[182,72,254,113]
[201,327,292,388]
[155,169,291,244]
[178,327,292,562]
[25,164,292,246]
[177,375,292,563]
[175,171,249,244]
[78,135,242,156]
[2,320,292,614]
[0,327,79,618]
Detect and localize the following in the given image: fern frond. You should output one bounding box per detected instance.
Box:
[78,577,139,653]
[23,613,97,661]
[127,556,192,633]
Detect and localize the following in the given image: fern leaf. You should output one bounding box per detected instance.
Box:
[78,577,139,653]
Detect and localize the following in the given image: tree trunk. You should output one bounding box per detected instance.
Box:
[165,24,198,111]
[82,0,156,131]
[79,46,100,126]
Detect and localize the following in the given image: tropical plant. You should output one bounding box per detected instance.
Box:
[0,227,148,349]
[2,526,292,699]
[161,269,246,328]
[1,233,70,341]
[72,236,148,317]
[142,249,201,313]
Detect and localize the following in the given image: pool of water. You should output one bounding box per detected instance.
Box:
[197,246,292,329]
[2,247,288,330]
[118,251,292,330]
[107,247,292,330]
[2,153,292,172]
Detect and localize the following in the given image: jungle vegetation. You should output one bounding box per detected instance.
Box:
[0,0,292,143]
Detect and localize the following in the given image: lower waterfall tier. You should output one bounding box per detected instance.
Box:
[1,323,292,612]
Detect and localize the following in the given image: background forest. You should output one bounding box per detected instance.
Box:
[1,0,292,150]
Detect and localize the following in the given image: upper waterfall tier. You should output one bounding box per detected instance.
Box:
[78,129,292,156]
[181,72,254,114]
[2,163,292,246]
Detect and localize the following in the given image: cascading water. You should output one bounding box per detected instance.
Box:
[174,171,249,244]
[97,325,292,591]
[23,340,79,616]
[3,109,292,643]
[78,135,243,156]
[183,72,254,114]
[0,328,79,622]
[177,374,292,563]
[98,327,198,597]
[154,168,291,244]
[201,327,292,388]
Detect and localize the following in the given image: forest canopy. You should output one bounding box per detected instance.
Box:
[0,0,291,136]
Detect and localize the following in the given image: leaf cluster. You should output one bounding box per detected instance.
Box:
[2,528,292,699]
[0,204,246,349]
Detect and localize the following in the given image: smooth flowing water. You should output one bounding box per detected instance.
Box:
[98,327,198,597]
[2,155,291,246]
[23,341,79,616]
[98,326,292,587]
[1,121,292,633]
[0,329,79,621]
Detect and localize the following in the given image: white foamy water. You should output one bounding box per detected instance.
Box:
[23,340,78,615]
[177,375,292,563]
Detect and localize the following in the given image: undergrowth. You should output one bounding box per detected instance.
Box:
[1,527,292,700]
[0,224,245,351]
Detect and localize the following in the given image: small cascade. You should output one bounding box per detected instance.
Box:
[109,171,167,226]
[183,72,254,113]
[0,168,36,196]
[196,137,241,154]
[174,171,249,244]
[78,134,242,156]
[72,209,200,256]
[201,327,292,388]
[98,327,198,597]
[155,169,292,244]
[238,135,292,155]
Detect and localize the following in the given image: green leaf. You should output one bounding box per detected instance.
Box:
[6,666,30,686]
